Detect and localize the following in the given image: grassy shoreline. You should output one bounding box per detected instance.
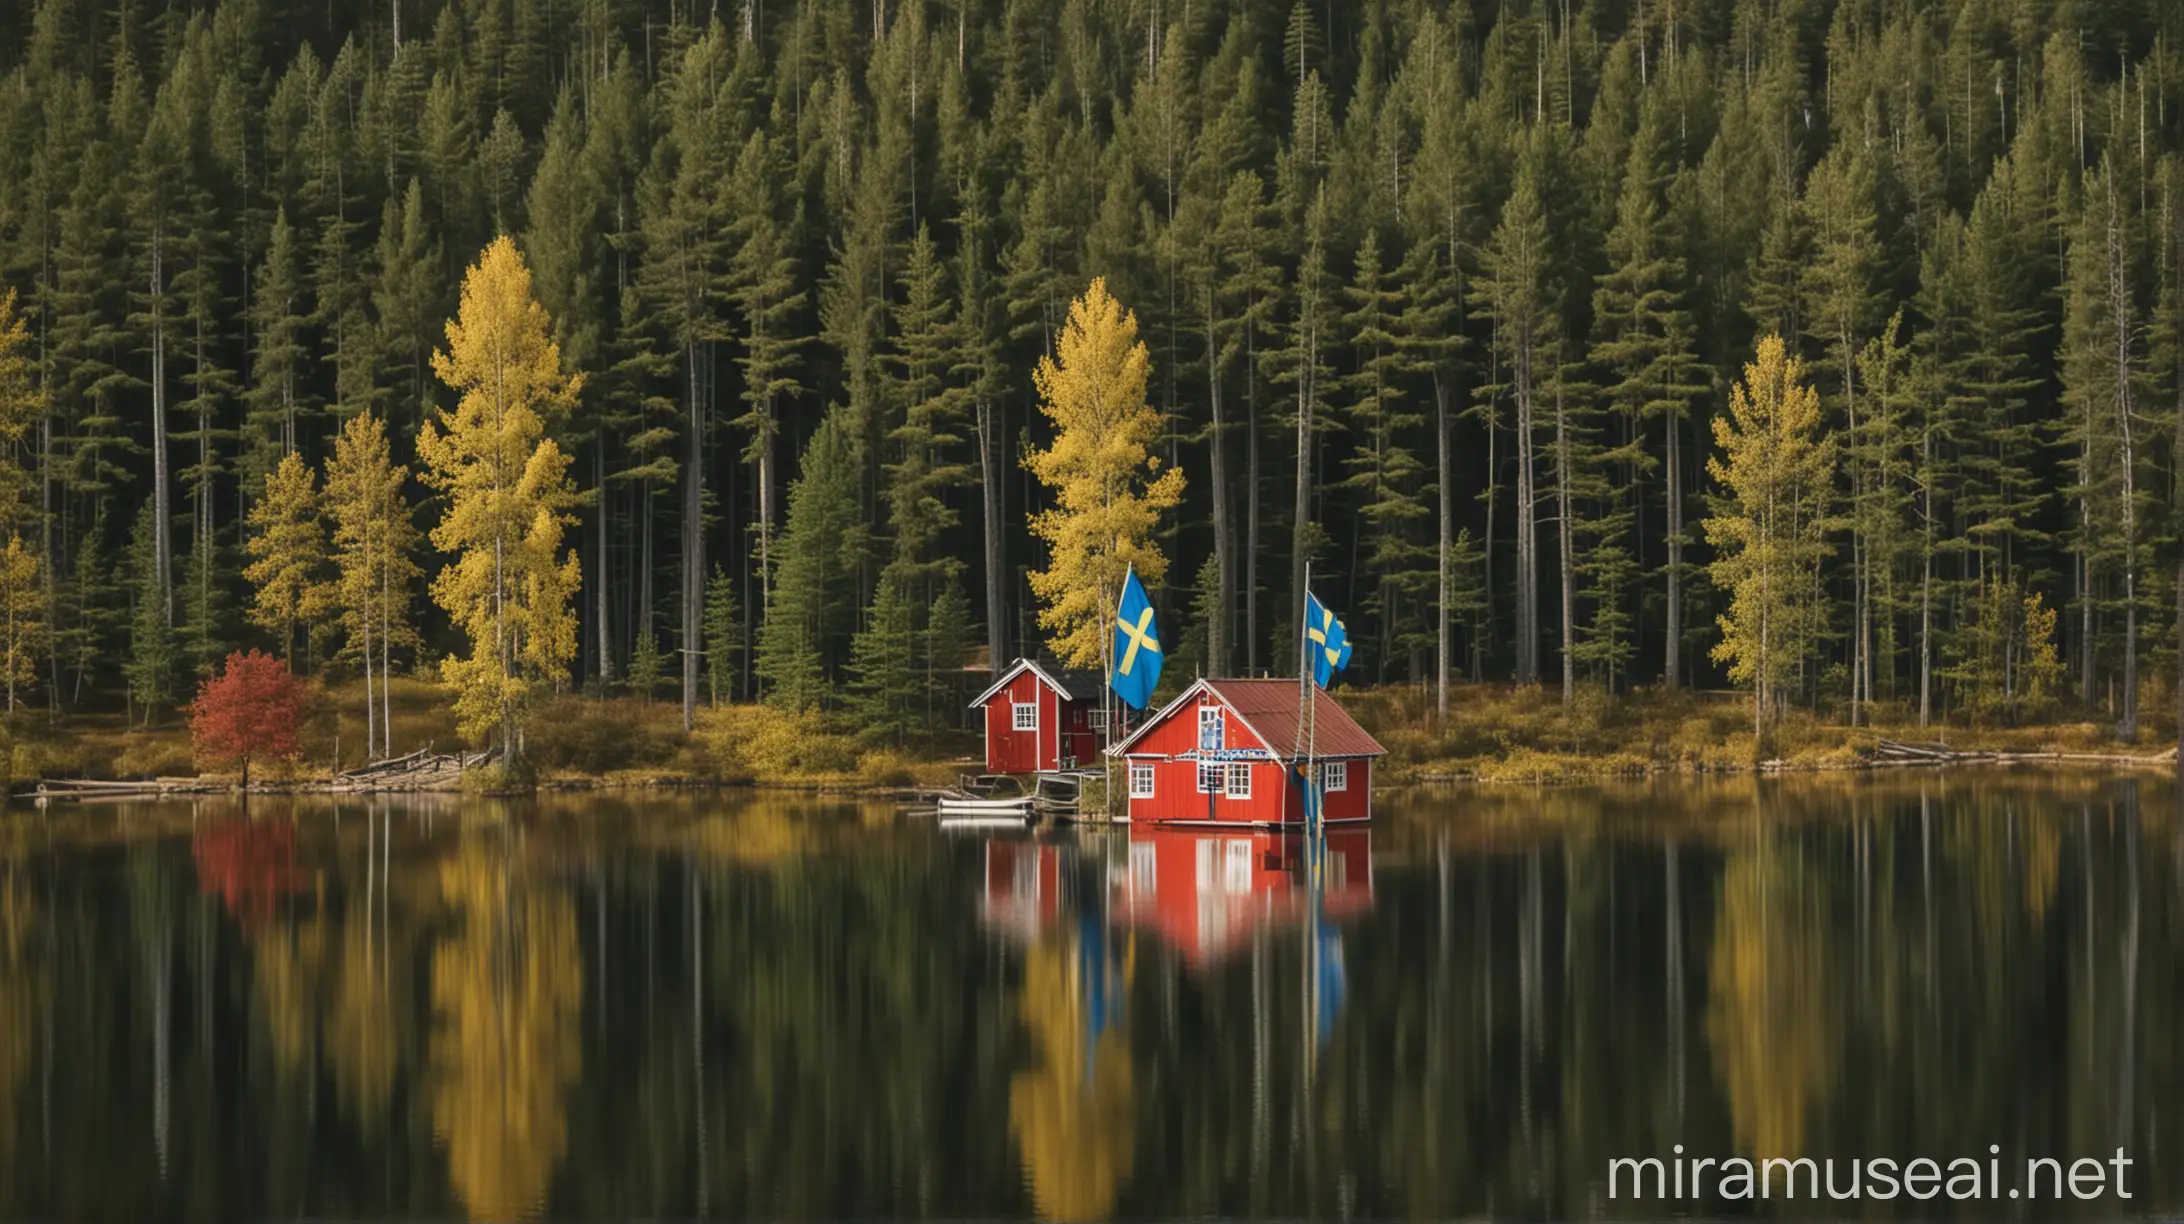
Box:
[3,679,2174,797]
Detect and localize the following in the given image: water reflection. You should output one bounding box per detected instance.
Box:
[0,776,2175,1217]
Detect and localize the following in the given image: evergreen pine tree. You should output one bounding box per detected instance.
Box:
[758,406,866,710]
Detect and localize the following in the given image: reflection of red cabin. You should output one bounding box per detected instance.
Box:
[1113,827,1373,965]
[969,658,1113,773]
[981,838,1065,938]
[1104,678,1387,826]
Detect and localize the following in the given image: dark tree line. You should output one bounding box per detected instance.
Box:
[1,0,2183,740]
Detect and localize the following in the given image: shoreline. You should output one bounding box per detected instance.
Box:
[23,741,2182,804]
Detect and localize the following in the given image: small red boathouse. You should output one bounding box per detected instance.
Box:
[969,658,1112,774]
[1103,678,1386,826]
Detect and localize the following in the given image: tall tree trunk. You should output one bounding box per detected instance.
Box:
[595,445,612,684]
[1207,311,1231,678]
[1514,344,1537,685]
[361,570,376,761]
[2110,178,2140,742]
[978,394,1006,671]
[1554,379,1573,706]
[2080,376,2096,711]
[1246,324,1261,673]
[381,558,394,757]
[150,230,172,625]
[1290,331,1314,660]
[1665,408,1682,690]
[1919,432,1933,728]
[683,341,703,732]
[1435,374,1452,719]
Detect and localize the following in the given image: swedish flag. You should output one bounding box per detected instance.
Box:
[1304,590,1351,689]
[1110,567,1163,710]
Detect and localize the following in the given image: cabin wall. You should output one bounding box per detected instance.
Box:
[983,670,1050,773]
[1056,698,1101,769]
[1121,690,1375,825]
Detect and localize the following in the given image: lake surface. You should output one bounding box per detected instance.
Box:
[0,773,2178,1220]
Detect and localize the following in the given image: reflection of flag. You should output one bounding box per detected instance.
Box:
[1314,915,1346,1045]
[1304,590,1351,688]
[1077,911,1124,1081]
[1110,567,1163,710]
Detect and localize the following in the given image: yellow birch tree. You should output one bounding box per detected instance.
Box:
[1024,279,1185,666]
[243,453,330,668]
[1705,335,1835,739]
[421,237,583,757]
[0,537,41,711]
[325,411,421,761]
[0,291,38,530]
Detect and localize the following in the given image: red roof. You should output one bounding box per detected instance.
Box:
[1109,678,1387,761]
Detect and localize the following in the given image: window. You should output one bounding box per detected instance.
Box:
[1012,701,1037,731]
[1323,760,1348,792]
[1197,704,1225,751]
[1225,762,1252,799]
[1129,764,1155,798]
[1196,761,1224,793]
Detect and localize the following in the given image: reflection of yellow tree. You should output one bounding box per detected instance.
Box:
[255,918,328,1073]
[0,871,39,1175]
[326,920,399,1130]
[430,840,583,1222]
[688,804,812,865]
[1009,939,1135,1221]
[1706,844,1838,1161]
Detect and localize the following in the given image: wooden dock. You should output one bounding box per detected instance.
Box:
[29,745,495,802]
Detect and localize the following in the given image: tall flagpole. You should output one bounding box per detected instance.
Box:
[1103,575,1115,821]
[1296,562,1309,832]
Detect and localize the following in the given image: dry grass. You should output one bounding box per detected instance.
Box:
[687,703,968,789]
[1349,682,2163,785]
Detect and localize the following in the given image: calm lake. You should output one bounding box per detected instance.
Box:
[0,773,2177,1220]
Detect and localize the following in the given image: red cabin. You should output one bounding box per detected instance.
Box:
[1103,678,1386,826]
[969,658,1113,774]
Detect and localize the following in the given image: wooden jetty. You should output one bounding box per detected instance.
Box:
[1868,738,2179,770]
[29,745,495,802]
[32,776,226,801]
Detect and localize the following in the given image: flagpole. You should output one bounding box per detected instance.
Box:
[1297,563,1312,839]
[1103,573,1115,822]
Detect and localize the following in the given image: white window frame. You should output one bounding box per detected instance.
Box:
[1196,761,1224,794]
[1225,762,1252,799]
[1012,701,1038,731]
[1322,760,1348,792]
[1198,704,1225,750]
[1129,763,1156,798]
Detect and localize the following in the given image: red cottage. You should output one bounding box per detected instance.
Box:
[1104,678,1387,826]
[969,658,1112,774]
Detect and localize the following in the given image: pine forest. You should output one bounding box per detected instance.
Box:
[2,0,2184,755]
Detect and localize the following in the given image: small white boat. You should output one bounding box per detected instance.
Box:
[937,794,1036,827]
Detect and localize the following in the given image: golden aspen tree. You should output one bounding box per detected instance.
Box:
[420,237,583,759]
[0,293,42,709]
[0,536,42,710]
[1705,335,1835,740]
[0,291,36,530]
[325,411,421,762]
[243,453,330,668]
[1024,279,1185,667]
